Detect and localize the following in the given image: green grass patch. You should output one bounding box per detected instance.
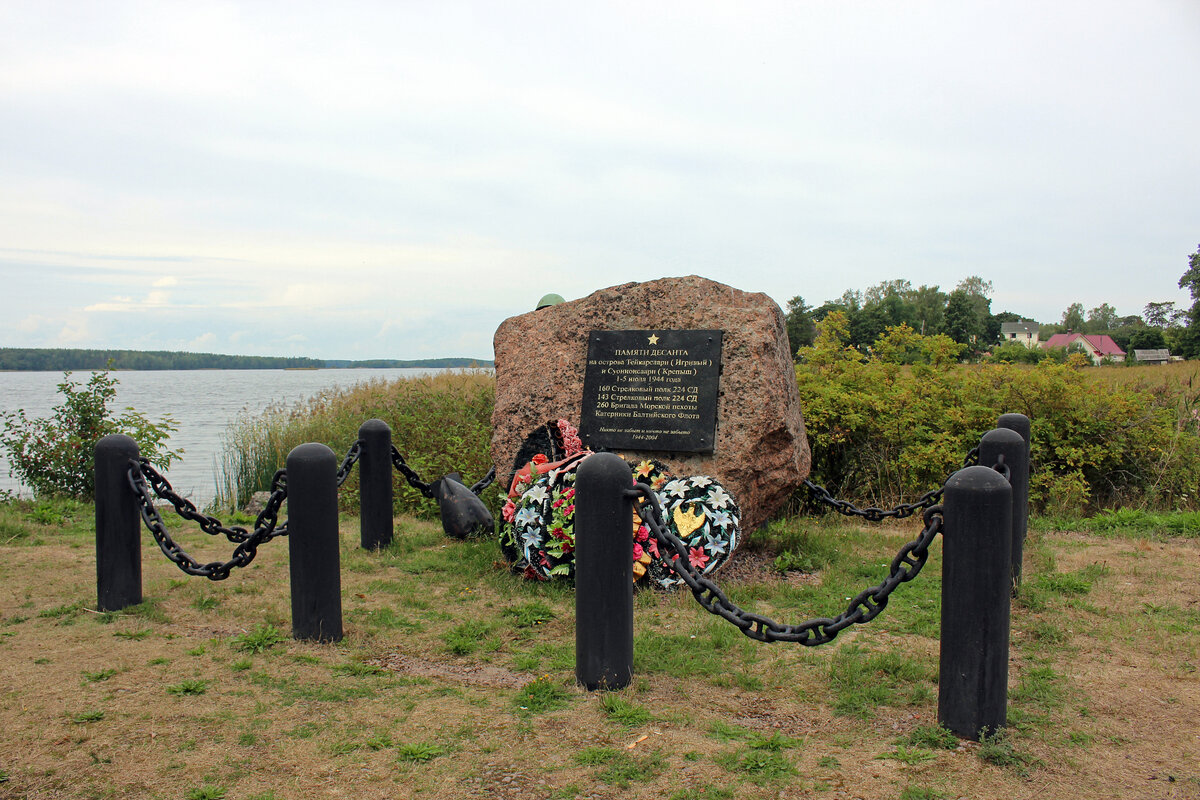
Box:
[513,676,570,716]
[231,623,286,654]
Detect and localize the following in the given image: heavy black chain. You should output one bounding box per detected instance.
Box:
[336,440,362,487]
[627,482,943,646]
[134,459,289,544]
[389,446,495,498]
[804,445,983,520]
[391,446,436,498]
[128,460,287,580]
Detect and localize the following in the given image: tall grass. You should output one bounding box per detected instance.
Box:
[215,371,495,515]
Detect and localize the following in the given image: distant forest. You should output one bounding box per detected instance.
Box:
[0,349,493,372]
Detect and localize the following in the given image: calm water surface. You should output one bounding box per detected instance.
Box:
[0,368,450,505]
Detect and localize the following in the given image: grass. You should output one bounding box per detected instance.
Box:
[0,497,1196,799]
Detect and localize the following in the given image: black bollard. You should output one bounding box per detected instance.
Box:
[996,413,1031,590]
[938,465,1012,740]
[574,453,634,691]
[357,419,393,550]
[95,434,143,612]
[980,426,1027,593]
[287,443,343,643]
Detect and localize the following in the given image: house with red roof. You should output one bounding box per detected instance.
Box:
[1041,332,1126,365]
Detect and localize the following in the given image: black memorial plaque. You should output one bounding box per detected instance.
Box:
[579,329,722,453]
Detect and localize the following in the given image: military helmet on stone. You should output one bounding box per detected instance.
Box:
[535,293,565,310]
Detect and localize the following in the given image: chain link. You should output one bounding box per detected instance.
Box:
[627,482,944,646]
[389,446,494,498]
[336,440,362,487]
[804,445,984,520]
[128,460,287,580]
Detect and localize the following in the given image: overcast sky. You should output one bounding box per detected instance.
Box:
[2,1,1198,361]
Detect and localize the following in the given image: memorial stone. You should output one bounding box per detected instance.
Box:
[491,275,810,531]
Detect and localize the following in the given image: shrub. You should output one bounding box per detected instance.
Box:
[0,370,179,498]
[796,321,1200,513]
[215,371,495,516]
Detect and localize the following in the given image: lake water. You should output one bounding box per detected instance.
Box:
[0,368,458,505]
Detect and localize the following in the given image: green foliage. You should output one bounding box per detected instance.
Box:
[215,371,494,516]
[395,741,447,763]
[166,679,209,696]
[599,693,653,727]
[796,320,1200,512]
[231,623,286,654]
[0,370,179,499]
[513,676,570,715]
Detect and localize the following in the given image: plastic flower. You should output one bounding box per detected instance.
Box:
[707,486,731,508]
[515,506,541,528]
[688,547,710,569]
[665,479,689,498]
[709,509,732,529]
[633,542,644,560]
[635,460,655,478]
[502,501,517,523]
[690,475,713,488]
[532,453,549,465]
[525,485,549,504]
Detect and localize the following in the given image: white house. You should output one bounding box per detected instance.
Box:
[1000,321,1040,348]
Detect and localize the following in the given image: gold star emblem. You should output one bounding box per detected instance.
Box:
[647,333,659,345]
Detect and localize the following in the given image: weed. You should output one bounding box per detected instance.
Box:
[714,748,796,785]
[230,658,252,671]
[442,620,498,655]
[396,742,447,763]
[514,676,569,715]
[898,787,947,800]
[194,595,220,611]
[112,629,151,641]
[668,787,734,800]
[575,746,618,766]
[877,745,936,765]
[599,693,653,727]
[166,679,209,696]
[977,729,1041,776]
[232,623,286,654]
[72,709,105,723]
[817,755,841,769]
[187,646,206,657]
[186,785,227,800]
[38,600,84,619]
[82,668,117,683]
[332,661,386,677]
[504,600,555,628]
[902,724,958,750]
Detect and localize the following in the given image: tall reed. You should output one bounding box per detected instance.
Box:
[215,371,495,516]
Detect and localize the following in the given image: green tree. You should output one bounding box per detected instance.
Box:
[1178,244,1200,358]
[1061,302,1085,332]
[1086,303,1119,332]
[1,371,180,498]
[784,296,816,357]
[944,289,985,354]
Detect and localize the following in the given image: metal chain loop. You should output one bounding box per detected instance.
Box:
[390,446,436,498]
[804,445,984,520]
[135,458,288,544]
[389,446,494,498]
[336,440,362,487]
[128,460,285,580]
[626,482,944,646]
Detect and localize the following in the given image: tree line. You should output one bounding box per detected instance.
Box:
[0,349,495,371]
[784,244,1200,361]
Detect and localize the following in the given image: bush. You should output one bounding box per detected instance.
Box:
[796,321,1200,513]
[0,371,179,498]
[216,371,495,516]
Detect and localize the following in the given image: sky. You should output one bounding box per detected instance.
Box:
[2,1,1198,361]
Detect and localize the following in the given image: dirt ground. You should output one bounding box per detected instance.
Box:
[0,525,1197,800]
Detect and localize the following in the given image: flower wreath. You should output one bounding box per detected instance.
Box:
[499,442,740,586]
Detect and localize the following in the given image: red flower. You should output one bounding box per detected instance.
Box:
[688,547,710,569]
[648,538,659,558]
[633,543,644,560]
[502,501,516,523]
[531,454,548,465]
[635,524,648,542]
[564,504,575,516]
